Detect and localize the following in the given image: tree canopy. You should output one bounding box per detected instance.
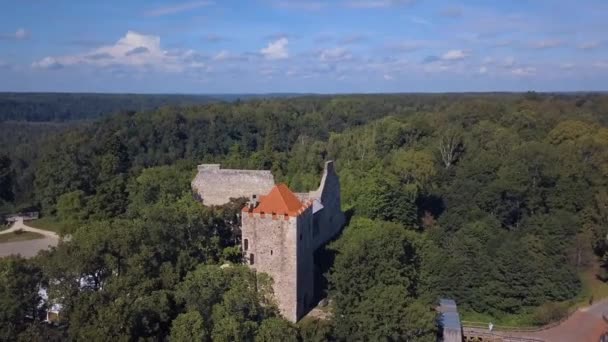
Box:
[1,92,607,340]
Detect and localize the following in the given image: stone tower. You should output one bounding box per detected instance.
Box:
[241,184,315,322]
[192,161,345,322]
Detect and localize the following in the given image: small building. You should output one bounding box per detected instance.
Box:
[438,298,463,342]
[4,211,39,223]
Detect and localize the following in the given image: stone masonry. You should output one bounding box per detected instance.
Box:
[191,164,275,206]
[192,161,345,322]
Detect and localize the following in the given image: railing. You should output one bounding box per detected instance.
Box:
[462,328,545,342]
[461,305,579,334]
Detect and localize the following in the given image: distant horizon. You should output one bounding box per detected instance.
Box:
[1,90,607,96]
[1,0,607,93]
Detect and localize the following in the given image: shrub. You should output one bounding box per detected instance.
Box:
[531,302,569,325]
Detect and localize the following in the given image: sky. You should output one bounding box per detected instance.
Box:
[0,0,607,93]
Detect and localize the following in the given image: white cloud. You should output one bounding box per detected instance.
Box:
[213,50,231,61]
[260,38,289,60]
[340,34,367,45]
[319,47,352,62]
[345,0,414,8]
[410,16,431,26]
[440,7,463,18]
[32,31,205,72]
[212,50,247,62]
[560,63,574,70]
[15,28,28,40]
[482,57,495,65]
[502,57,516,68]
[531,40,562,49]
[387,40,428,52]
[594,61,608,69]
[579,41,601,50]
[441,50,468,61]
[0,28,29,40]
[383,74,394,80]
[512,67,536,76]
[274,0,326,11]
[478,66,488,74]
[32,57,63,69]
[144,1,213,17]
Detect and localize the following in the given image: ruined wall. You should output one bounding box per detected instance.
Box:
[311,161,345,249]
[241,208,314,322]
[192,164,275,206]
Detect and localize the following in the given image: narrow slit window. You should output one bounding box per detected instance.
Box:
[244,239,249,251]
[249,253,255,265]
[270,250,273,256]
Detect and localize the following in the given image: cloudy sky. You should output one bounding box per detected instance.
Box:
[1,0,607,93]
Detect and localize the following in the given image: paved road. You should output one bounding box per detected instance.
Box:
[465,299,608,342]
[0,218,60,258]
[533,299,608,342]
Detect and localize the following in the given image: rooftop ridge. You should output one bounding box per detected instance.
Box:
[243,183,313,217]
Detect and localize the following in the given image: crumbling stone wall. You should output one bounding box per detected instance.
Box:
[304,161,346,249]
[316,161,345,245]
[191,164,275,206]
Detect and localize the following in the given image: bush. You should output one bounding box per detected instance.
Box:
[531,302,569,325]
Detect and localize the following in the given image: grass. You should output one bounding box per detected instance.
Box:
[26,217,64,233]
[460,309,538,327]
[0,230,45,243]
[461,259,608,328]
[570,260,608,309]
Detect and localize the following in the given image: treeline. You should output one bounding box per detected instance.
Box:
[1,93,607,340]
[0,93,218,122]
[0,93,317,122]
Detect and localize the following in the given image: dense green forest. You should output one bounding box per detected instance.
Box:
[1,93,608,341]
[0,92,302,122]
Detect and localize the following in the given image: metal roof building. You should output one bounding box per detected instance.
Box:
[438,298,463,342]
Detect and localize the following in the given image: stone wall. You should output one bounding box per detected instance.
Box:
[241,208,313,322]
[310,161,346,249]
[191,164,275,206]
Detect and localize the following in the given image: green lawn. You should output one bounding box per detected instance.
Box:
[26,217,64,233]
[460,309,538,327]
[0,230,45,243]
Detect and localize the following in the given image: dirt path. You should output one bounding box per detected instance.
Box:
[0,218,60,258]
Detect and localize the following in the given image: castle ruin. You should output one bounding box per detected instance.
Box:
[192,161,345,322]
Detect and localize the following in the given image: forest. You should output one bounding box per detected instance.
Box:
[0,92,299,122]
[1,92,607,341]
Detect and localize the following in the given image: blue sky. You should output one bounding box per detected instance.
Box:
[1,0,607,93]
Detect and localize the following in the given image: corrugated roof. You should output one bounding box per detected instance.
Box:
[439,298,457,310]
[438,298,462,331]
[440,311,462,330]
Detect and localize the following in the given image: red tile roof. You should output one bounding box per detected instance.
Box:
[245,184,308,217]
